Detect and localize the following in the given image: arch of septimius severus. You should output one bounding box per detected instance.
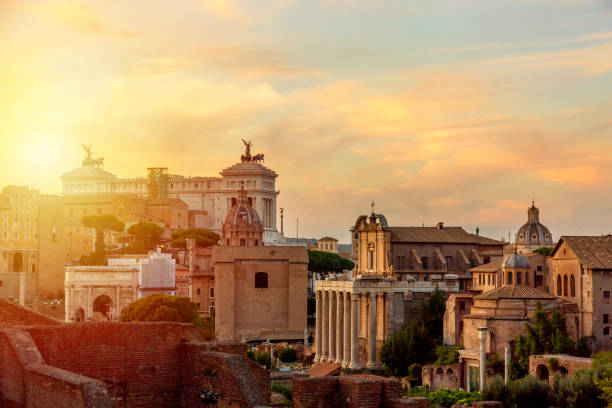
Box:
[314,211,459,368]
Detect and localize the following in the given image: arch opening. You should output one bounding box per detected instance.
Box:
[13,252,23,272]
[536,364,549,382]
[93,295,113,321]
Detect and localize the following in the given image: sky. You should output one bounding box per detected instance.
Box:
[1,0,612,243]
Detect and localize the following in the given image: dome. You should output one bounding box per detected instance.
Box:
[503,252,531,269]
[221,183,264,247]
[515,202,553,249]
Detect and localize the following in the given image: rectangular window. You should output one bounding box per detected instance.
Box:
[209,287,214,298]
[537,266,543,272]
[604,314,609,324]
[605,291,610,304]
[446,256,453,268]
[2,232,6,240]
[421,257,429,269]
[605,327,610,336]
[197,288,201,295]
[13,232,18,240]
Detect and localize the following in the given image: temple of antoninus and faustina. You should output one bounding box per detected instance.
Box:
[314,210,460,368]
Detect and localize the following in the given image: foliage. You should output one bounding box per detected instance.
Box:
[247,350,272,369]
[576,336,592,357]
[271,382,293,404]
[593,352,612,408]
[171,228,219,249]
[484,375,550,408]
[408,388,481,408]
[81,214,125,262]
[379,320,434,377]
[510,302,576,379]
[434,346,461,365]
[406,363,423,387]
[422,288,446,340]
[307,250,355,273]
[278,348,298,363]
[487,353,505,376]
[119,294,202,326]
[127,222,165,252]
[533,247,554,256]
[307,297,316,316]
[547,357,560,373]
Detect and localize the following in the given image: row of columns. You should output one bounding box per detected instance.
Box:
[315,290,382,369]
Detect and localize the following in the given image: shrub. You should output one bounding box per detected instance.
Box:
[379,320,433,377]
[247,350,272,369]
[435,346,461,365]
[426,389,481,408]
[508,375,551,408]
[278,348,298,363]
[271,382,292,402]
[547,357,560,373]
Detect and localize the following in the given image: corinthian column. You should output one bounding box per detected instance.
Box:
[321,291,329,361]
[328,291,336,362]
[350,293,360,369]
[315,290,322,363]
[342,292,351,368]
[367,292,378,368]
[335,292,344,364]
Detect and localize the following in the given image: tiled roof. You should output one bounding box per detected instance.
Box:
[471,260,502,273]
[476,285,556,300]
[556,236,612,269]
[318,236,338,242]
[390,226,503,245]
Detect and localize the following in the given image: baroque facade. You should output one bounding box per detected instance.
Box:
[314,210,460,368]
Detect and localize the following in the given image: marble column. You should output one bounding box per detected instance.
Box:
[350,293,360,369]
[328,291,336,362]
[321,291,329,361]
[367,292,378,368]
[335,292,344,364]
[315,290,322,363]
[342,292,351,368]
[504,346,511,384]
[478,328,488,392]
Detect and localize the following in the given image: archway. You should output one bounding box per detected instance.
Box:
[559,366,569,376]
[75,307,85,322]
[536,364,549,382]
[93,295,113,321]
[557,275,562,296]
[13,252,23,272]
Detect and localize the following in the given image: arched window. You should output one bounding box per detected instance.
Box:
[487,275,491,285]
[557,275,562,296]
[255,272,268,288]
[517,271,522,285]
[31,264,36,273]
[570,275,576,297]
[479,274,482,285]
[507,271,513,285]
[12,252,23,272]
[563,275,568,296]
[240,239,246,246]
[525,271,529,286]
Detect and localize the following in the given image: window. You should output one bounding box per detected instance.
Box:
[421,257,429,269]
[484,256,490,264]
[570,275,575,297]
[209,287,214,298]
[517,271,522,285]
[255,272,268,288]
[197,288,201,295]
[605,327,610,336]
[557,275,562,296]
[604,291,610,304]
[446,256,453,268]
[479,274,482,285]
[488,275,491,285]
[0,280,2,287]
[525,272,529,286]
[368,249,374,270]
[240,239,246,246]
[255,239,258,246]
[604,314,609,324]
[537,266,542,272]
[507,271,513,285]
[563,275,568,296]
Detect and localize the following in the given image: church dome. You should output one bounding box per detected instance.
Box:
[503,252,531,269]
[515,202,553,250]
[222,183,264,246]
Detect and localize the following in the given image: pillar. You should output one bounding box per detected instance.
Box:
[87,287,93,320]
[335,292,343,364]
[504,346,511,384]
[350,293,360,369]
[367,292,378,368]
[18,272,26,306]
[478,328,487,392]
[342,292,351,368]
[64,285,71,322]
[321,291,329,361]
[315,291,323,362]
[386,291,394,338]
[328,291,336,362]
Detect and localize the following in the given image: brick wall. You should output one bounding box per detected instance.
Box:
[0,299,62,326]
[422,363,461,390]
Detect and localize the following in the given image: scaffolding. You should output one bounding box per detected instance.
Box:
[147,167,168,199]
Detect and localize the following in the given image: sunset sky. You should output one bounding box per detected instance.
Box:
[1,0,612,243]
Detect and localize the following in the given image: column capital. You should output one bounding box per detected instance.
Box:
[351,292,360,301]
[368,291,377,300]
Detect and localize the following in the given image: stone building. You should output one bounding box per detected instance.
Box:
[350,215,504,291]
[187,244,215,317]
[470,252,549,294]
[318,237,339,253]
[64,265,139,322]
[549,235,612,351]
[443,251,578,391]
[211,186,308,341]
[514,201,553,254]
[108,248,176,298]
[314,210,460,369]
[61,142,284,244]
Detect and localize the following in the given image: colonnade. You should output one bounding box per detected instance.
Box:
[314,289,384,369]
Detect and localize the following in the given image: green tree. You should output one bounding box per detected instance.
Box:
[81,214,125,264]
[307,250,355,273]
[379,320,434,377]
[533,247,554,256]
[120,294,202,326]
[422,288,446,340]
[127,222,165,252]
[171,228,220,249]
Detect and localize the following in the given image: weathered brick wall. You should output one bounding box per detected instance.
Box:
[0,299,62,326]
[529,354,592,382]
[293,375,402,408]
[422,363,461,390]
[26,322,201,408]
[180,343,269,408]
